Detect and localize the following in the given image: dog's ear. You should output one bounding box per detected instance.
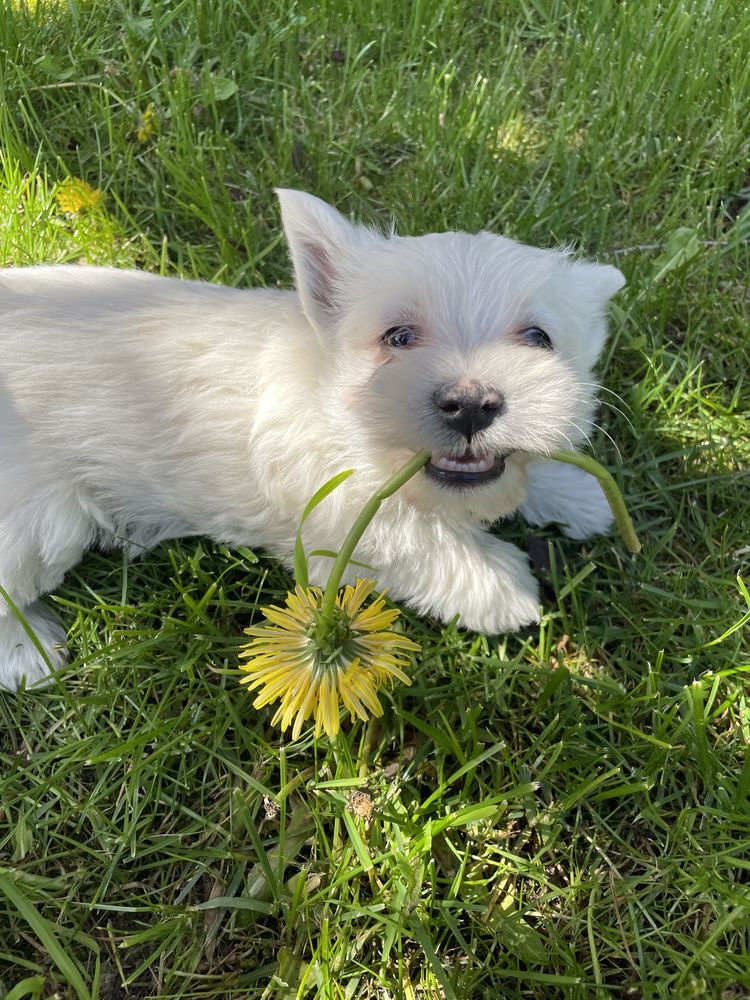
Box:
[553,260,626,369]
[275,189,375,330]
[571,261,626,303]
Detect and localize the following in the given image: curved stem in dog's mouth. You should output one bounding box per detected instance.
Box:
[427,450,508,486]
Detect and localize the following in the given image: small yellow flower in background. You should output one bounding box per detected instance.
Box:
[136,102,158,142]
[239,579,418,740]
[56,178,102,215]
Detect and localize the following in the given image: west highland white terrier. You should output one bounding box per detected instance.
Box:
[0,190,625,690]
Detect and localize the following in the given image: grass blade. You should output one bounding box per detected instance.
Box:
[293,469,355,587]
[0,872,92,1000]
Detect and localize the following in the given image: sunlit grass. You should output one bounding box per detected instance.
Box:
[0,0,749,997]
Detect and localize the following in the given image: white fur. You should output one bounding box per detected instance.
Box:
[0,190,624,689]
[521,460,615,540]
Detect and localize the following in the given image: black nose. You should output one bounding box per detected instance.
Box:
[433,384,505,441]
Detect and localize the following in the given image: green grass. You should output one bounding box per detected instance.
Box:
[1,0,750,996]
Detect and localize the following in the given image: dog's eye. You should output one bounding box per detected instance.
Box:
[382,325,418,349]
[520,326,553,349]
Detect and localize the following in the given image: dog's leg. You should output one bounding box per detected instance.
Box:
[306,510,540,635]
[520,458,614,540]
[0,605,69,691]
[0,493,94,691]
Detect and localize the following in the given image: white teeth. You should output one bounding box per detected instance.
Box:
[431,452,495,473]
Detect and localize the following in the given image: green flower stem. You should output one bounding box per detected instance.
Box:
[549,450,642,554]
[320,450,432,620]
[316,446,638,627]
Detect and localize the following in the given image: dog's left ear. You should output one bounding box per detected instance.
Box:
[275,189,376,332]
[571,261,626,303]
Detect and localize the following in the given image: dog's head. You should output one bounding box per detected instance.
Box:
[277,189,624,521]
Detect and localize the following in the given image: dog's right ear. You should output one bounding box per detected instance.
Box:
[275,189,375,331]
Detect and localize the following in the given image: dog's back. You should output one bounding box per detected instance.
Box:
[0,266,315,687]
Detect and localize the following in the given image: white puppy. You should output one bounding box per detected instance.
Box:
[0,190,624,690]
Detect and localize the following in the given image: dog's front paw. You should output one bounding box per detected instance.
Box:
[454,539,540,634]
[411,536,539,635]
[458,586,540,635]
[560,471,614,540]
[363,519,541,637]
[0,604,68,691]
[522,459,614,540]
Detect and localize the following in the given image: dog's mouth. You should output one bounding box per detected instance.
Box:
[426,450,508,487]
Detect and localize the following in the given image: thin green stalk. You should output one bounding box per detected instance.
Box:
[549,450,641,553]
[320,450,431,618]
[318,445,639,624]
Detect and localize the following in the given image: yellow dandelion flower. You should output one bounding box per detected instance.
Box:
[56,178,102,215]
[136,102,157,142]
[238,450,430,741]
[239,579,419,740]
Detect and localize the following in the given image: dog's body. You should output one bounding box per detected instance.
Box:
[0,191,624,690]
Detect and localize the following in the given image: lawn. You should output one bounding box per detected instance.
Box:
[1,0,749,997]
